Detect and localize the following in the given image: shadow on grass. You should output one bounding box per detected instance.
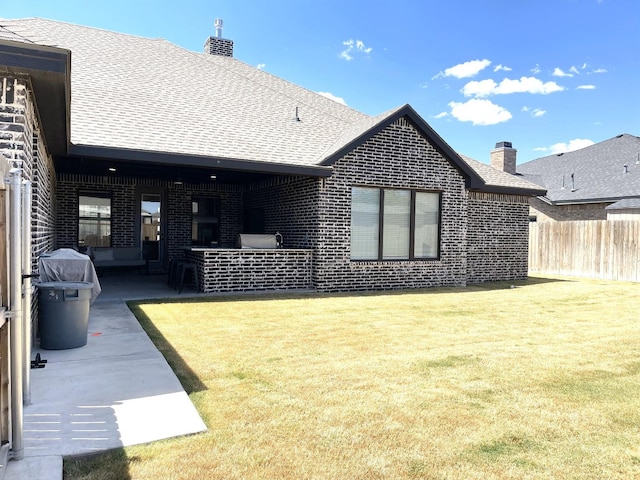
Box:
[129,274,570,307]
[127,302,208,394]
[64,448,132,480]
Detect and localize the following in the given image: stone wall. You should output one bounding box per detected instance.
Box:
[467,191,531,283]
[314,117,469,291]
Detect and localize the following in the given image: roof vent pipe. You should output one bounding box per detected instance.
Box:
[214,18,223,38]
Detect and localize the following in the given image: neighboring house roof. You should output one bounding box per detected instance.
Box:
[605,198,640,210]
[518,134,640,204]
[0,17,540,195]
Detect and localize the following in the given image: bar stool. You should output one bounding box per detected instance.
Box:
[167,258,181,289]
[177,262,199,294]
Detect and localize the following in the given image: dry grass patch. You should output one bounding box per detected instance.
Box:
[64,276,640,479]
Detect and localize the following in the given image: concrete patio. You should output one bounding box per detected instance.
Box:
[5,273,207,480]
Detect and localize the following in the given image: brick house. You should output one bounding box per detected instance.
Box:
[490,136,640,222]
[1,17,545,294]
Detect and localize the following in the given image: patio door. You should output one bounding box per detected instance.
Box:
[139,191,164,272]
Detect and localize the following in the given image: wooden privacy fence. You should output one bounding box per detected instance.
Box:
[529,220,640,282]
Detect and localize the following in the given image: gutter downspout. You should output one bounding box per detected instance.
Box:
[8,168,24,460]
[22,180,32,406]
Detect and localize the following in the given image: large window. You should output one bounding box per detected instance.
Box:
[79,194,112,247]
[192,196,220,246]
[350,187,440,261]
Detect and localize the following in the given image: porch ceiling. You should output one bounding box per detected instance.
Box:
[54,152,327,185]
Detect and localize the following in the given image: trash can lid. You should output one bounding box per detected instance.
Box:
[36,281,94,290]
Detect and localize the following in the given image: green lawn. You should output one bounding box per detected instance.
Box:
[64,276,640,479]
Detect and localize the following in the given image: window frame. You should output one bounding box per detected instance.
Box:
[350,186,442,262]
[78,192,112,247]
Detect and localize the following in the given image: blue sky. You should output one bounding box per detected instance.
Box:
[3,0,639,164]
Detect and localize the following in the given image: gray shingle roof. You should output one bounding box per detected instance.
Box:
[1,17,542,195]
[1,17,369,169]
[459,154,545,193]
[518,134,640,204]
[605,198,640,210]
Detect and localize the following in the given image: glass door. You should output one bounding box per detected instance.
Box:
[140,193,163,271]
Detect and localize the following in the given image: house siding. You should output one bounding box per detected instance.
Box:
[467,192,530,283]
[314,117,468,292]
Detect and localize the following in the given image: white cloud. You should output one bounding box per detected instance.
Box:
[340,39,372,61]
[577,84,596,90]
[552,67,574,77]
[448,98,512,126]
[548,138,595,154]
[592,68,607,73]
[569,66,580,75]
[494,64,512,72]
[522,106,546,117]
[461,79,498,97]
[434,59,491,80]
[462,76,565,97]
[256,63,266,70]
[433,111,448,119]
[316,91,347,106]
[531,64,541,74]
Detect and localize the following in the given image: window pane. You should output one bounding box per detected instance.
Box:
[382,189,410,259]
[414,192,440,258]
[79,195,111,247]
[192,197,220,246]
[79,196,111,218]
[351,187,379,260]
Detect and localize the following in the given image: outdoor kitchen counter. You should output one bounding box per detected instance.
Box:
[184,248,313,293]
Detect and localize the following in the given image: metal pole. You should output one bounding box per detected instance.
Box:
[22,180,32,405]
[9,168,24,460]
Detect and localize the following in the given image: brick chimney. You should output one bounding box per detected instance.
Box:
[490,141,517,174]
[204,18,234,57]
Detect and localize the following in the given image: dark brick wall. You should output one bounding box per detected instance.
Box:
[314,117,469,291]
[57,174,243,267]
[467,192,531,283]
[1,77,57,267]
[244,176,320,249]
[186,248,312,292]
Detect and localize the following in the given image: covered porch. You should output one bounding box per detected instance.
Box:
[54,148,326,293]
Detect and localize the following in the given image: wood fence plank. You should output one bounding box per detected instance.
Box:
[529,220,640,282]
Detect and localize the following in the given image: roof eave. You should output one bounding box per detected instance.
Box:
[0,39,71,156]
[475,185,548,196]
[547,196,625,206]
[68,144,334,178]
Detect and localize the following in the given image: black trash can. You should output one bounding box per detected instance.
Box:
[37,281,93,350]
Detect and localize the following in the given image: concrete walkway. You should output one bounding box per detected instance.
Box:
[5,274,207,480]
